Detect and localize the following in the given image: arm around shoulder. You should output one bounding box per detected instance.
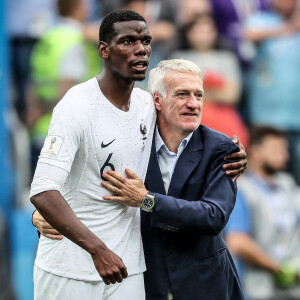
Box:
[149,135,239,235]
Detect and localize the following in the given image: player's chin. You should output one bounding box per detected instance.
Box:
[128,69,147,81]
[131,73,146,81]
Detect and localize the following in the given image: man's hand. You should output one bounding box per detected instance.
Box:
[223,135,247,181]
[102,168,148,206]
[32,210,63,240]
[91,245,128,285]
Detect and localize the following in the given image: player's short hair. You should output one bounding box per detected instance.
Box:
[147,59,203,98]
[99,9,146,43]
[249,126,286,146]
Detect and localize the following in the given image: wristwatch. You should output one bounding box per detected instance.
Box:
[141,191,155,212]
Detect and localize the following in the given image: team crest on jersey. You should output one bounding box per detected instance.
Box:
[41,135,64,157]
[140,122,147,152]
[140,123,147,140]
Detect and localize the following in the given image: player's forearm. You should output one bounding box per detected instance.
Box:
[30,190,107,254]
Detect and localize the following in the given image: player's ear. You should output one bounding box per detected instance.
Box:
[153,92,162,111]
[98,41,109,59]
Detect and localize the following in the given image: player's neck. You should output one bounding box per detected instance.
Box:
[97,73,135,112]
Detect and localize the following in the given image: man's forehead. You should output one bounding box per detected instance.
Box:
[165,71,203,89]
[113,20,149,36]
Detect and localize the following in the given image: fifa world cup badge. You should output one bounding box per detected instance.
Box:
[49,137,57,150]
[41,135,64,157]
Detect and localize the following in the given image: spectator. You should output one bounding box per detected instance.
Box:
[244,0,300,184]
[100,0,125,17]
[27,0,101,174]
[159,0,212,51]
[172,14,249,148]
[8,0,57,122]
[210,0,270,69]
[225,126,300,300]
[175,0,212,27]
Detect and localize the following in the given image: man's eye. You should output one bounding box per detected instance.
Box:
[196,93,203,99]
[123,40,132,45]
[143,39,151,45]
[178,92,187,97]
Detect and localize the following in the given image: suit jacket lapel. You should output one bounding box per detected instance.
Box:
[145,132,166,195]
[168,129,204,198]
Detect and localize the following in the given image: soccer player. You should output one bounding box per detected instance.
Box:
[30,10,155,300]
[31,10,246,300]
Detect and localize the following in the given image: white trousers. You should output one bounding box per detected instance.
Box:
[34,265,145,300]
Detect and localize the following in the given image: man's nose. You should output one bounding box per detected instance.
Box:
[186,94,199,109]
[134,41,147,55]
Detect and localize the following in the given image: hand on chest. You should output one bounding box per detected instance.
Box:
[90,114,151,179]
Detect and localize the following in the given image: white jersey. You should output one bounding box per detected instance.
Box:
[32,77,156,281]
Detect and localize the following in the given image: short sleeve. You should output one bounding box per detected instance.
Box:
[37,94,85,172]
[29,163,69,198]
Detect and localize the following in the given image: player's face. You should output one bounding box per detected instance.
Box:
[106,21,152,82]
[156,71,204,137]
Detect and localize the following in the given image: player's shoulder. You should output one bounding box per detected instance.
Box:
[64,77,97,101]
[52,78,98,127]
[131,87,155,116]
[132,87,153,103]
[55,78,97,112]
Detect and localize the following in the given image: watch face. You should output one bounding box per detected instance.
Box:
[142,196,154,210]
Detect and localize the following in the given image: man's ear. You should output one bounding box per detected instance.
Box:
[153,92,162,111]
[98,41,109,59]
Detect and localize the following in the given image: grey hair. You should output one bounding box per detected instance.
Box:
[147,59,203,98]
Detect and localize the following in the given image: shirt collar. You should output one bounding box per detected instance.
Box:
[155,127,193,154]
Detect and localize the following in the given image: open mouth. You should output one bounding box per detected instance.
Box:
[131,61,148,71]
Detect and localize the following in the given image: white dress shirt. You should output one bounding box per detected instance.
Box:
[155,127,193,194]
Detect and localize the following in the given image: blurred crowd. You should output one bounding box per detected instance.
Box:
[2,0,300,299]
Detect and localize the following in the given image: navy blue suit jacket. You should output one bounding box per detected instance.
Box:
[142,125,245,300]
